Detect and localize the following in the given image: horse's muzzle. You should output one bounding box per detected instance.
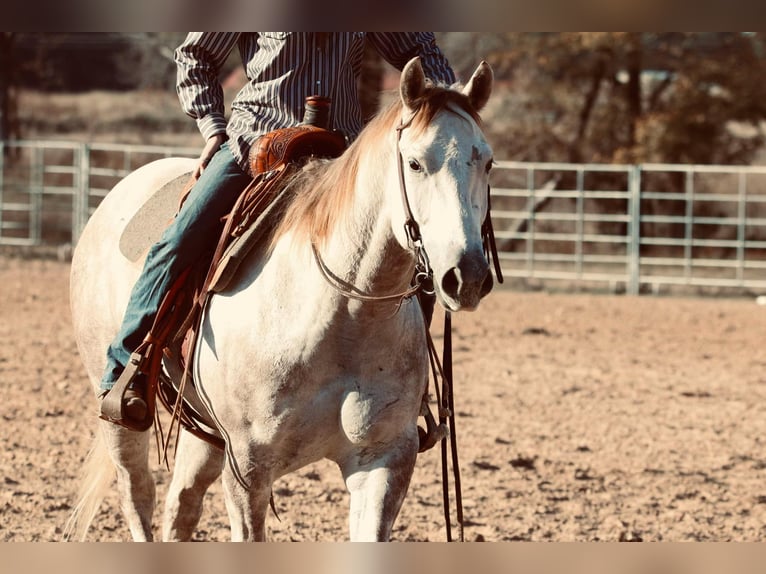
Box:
[439,252,493,311]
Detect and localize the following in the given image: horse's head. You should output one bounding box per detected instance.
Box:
[393,57,495,312]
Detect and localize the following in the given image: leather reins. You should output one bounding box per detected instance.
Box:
[311,242,423,305]
[395,117,466,543]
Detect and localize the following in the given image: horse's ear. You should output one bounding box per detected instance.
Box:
[400,57,427,113]
[462,61,493,112]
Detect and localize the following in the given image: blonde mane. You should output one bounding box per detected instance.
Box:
[271,85,481,250]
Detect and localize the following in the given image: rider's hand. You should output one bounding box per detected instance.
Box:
[194,134,227,179]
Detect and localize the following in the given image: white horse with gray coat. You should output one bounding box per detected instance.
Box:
[66,57,494,541]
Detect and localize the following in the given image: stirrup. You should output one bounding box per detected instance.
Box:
[99,352,153,432]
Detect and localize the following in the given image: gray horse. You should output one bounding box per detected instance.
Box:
[66,57,494,541]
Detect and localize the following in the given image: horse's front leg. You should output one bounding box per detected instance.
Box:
[162,430,224,541]
[220,458,272,541]
[340,430,419,541]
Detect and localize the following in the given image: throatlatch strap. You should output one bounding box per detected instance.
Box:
[482,184,504,284]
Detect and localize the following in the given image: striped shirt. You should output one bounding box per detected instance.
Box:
[175,32,456,171]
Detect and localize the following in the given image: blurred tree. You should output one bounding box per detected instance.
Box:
[469,32,766,166]
[11,33,187,92]
[440,32,766,251]
[0,32,19,143]
[123,33,188,91]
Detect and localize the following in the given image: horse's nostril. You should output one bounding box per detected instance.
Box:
[440,257,491,306]
[441,267,460,299]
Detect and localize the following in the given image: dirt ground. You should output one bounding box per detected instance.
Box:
[1,254,765,542]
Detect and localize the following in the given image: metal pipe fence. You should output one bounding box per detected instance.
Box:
[0,140,198,247]
[2,140,766,296]
[493,160,766,295]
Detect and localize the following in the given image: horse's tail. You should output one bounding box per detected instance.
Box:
[62,428,114,541]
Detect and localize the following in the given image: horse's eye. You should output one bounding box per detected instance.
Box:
[408,159,422,172]
[485,159,494,173]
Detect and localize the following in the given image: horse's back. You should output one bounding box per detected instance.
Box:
[70,157,196,386]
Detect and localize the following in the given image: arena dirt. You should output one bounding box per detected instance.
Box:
[1,255,765,541]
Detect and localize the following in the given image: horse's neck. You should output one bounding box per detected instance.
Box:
[319,150,415,300]
[232,141,418,325]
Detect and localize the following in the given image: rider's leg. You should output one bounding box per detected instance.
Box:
[100,142,251,401]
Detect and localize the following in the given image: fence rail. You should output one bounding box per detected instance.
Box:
[2,140,766,296]
[0,140,199,247]
[492,160,766,295]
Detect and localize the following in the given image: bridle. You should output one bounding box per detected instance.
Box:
[310,114,435,305]
[395,116,436,296]
[312,109,502,303]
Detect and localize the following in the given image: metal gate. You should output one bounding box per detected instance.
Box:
[490,161,766,295]
[2,140,766,296]
[0,140,197,247]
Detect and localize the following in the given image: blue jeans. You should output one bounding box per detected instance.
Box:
[101,143,252,389]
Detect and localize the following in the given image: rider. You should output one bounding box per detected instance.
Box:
[101,32,456,425]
